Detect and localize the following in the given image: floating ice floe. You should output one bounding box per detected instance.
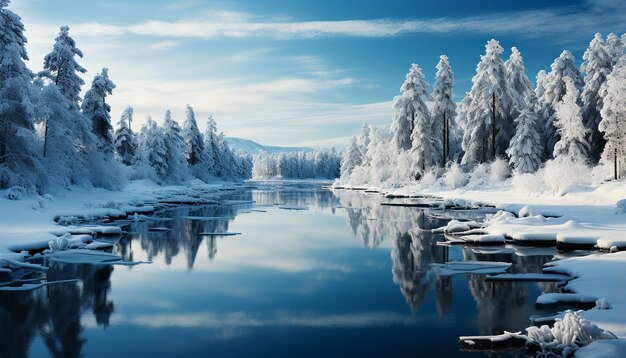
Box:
[180,216,234,221]
[54,225,123,236]
[46,249,148,266]
[536,293,599,307]
[485,273,569,282]
[431,261,511,276]
[198,232,241,237]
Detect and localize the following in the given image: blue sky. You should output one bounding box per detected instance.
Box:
[12,0,626,147]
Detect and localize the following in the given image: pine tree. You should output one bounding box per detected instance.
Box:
[357,123,371,164]
[553,77,589,162]
[203,115,219,176]
[392,64,432,152]
[505,47,533,113]
[461,39,515,166]
[182,104,205,166]
[162,110,187,181]
[0,0,45,190]
[40,25,86,107]
[405,64,435,176]
[599,55,626,179]
[432,55,457,166]
[506,94,544,173]
[581,33,613,162]
[605,33,625,66]
[539,51,583,158]
[137,117,168,180]
[113,106,136,166]
[82,68,116,153]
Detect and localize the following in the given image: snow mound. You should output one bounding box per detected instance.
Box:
[536,293,599,306]
[527,311,617,356]
[5,186,26,200]
[574,339,626,357]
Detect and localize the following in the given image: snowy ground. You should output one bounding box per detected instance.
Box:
[333,179,626,353]
[0,179,240,272]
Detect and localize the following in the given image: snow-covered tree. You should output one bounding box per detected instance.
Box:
[113,106,136,166]
[357,123,371,164]
[505,47,533,113]
[599,55,626,179]
[432,55,457,166]
[581,33,614,162]
[461,39,515,166]
[40,25,85,107]
[605,33,625,66]
[182,104,205,166]
[506,94,544,173]
[538,51,583,158]
[136,117,168,180]
[0,0,45,190]
[203,115,219,176]
[553,77,589,162]
[405,64,435,176]
[162,110,188,181]
[392,64,433,153]
[82,68,116,153]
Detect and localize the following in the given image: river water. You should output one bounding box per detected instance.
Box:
[0,182,577,357]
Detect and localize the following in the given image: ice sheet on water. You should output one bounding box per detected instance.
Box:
[536,293,599,306]
[46,249,149,266]
[431,261,511,276]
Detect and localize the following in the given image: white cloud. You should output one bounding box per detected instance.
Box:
[64,1,625,42]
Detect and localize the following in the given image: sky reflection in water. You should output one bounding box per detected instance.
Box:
[1,183,560,357]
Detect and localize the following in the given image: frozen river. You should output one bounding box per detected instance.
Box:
[0,182,589,357]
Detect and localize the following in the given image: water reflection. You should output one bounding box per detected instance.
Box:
[0,183,575,357]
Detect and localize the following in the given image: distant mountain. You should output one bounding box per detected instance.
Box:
[226,137,313,155]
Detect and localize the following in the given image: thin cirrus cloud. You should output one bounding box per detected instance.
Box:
[69,1,624,42]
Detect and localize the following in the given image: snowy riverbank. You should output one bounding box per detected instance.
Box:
[333,179,626,352]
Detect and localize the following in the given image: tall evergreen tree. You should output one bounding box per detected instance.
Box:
[162,110,187,181]
[182,104,205,166]
[403,64,435,176]
[505,47,533,113]
[40,25,86,107]
[137,117,168,180]
[506,94,544,173]
[599,55,626,179]
[392,64,432,152]
[82,68,116,153]
[580,33,613,162]
[113,106,136,166]
[539,51,583,158]
[431,55,457,166]
[203,115,219,176]
[553,77,589,162]
[461,39,515,166]
[0,0,45,190]
[605,33,625,66]
[357,123,371,164]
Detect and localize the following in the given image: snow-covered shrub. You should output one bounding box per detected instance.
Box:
[420,168,439,188]
[541,158,592,195]
[489,158,510,183]
[526,310,617,356]
[5,186,27,200]
[511,171,543,194]
[443,162,468,189]
[468,163,490,186]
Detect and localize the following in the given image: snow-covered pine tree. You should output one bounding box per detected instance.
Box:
[461,39,515,166]
[357,123,371,164]
[137,117,168,180]
[162,110,188,182]
[581,33,613,162]
[113,106,136,166]
[40,25,86,107]
[553,77,589,162]
[605,33,625,66]
[599,55,626,179]
[406,64,435,177]
[182,104,205,166]
[392,64,433,153]
[505,47,533,114]
[203,115,219,177]
[0,0,46,190]
[506,93,544,173]
[432,55,457,166]
[82,68,116,153]
[535,70,548,99]
[539,51,583,158]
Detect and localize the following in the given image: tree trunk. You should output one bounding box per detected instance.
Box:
[491,92,496,161]
[43,119,49,158]
[615,148,618,180]
[443,112,447,167]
